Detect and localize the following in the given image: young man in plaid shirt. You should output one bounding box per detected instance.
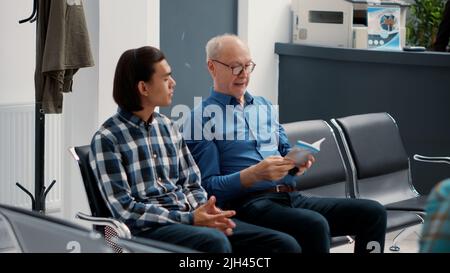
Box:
[89,46,300,253]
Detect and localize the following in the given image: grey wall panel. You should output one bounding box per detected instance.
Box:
[160,0,237,117]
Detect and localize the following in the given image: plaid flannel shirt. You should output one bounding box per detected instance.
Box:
[89,108,207,233]
[419,178,450,253]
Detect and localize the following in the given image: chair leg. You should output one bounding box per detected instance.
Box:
[389,224,422,252]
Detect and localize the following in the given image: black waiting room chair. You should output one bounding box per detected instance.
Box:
[0,203,110,253]
[69,146,130,253]
[331,113,434,251]
[284,118,423,251]
[69,145,196,253]
[331,113,428,212]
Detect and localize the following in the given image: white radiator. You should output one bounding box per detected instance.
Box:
[0,103,62,212]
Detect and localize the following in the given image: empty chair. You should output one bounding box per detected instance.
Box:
[331,112,427,212]
[0,203,192,253]
[285,117,423,251]
[331,112,425,251]
[0,203,110,253]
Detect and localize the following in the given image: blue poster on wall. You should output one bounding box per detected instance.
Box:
[367,6,401,50]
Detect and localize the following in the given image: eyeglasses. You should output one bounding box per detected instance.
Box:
[211,59,256,75]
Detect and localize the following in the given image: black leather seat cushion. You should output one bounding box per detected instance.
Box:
[385,195,427,211]
[386,211,423,232]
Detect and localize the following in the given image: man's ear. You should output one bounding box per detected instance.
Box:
[137,81,150,97]
[207,60,215,76]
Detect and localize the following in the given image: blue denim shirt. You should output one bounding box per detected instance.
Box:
[183,89,295,206]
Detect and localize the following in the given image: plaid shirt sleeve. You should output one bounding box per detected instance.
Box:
[90,132,195,230]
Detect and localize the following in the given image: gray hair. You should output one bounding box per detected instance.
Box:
[205,33,243,62]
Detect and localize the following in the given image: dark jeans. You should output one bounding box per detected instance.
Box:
[232,192,387,253]
[136,218,301,253]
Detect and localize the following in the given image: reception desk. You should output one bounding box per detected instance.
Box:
[275,43,450,194]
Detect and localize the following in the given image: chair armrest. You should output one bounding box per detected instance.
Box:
[76,212,132,239]
[413,154,450,165]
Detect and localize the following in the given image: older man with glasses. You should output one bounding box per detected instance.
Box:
[183,34,387,253]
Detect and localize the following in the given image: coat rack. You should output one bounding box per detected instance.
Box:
[17,0,55,213]
[19,0,38,24]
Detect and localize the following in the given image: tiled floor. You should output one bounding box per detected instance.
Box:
[331,231,420,253]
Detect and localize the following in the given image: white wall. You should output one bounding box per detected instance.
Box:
[97,0,160,126]
[238,0,292,104]
[0,0,66,217]
[0,0,36,105]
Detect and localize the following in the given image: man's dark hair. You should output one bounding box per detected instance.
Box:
[113,46,166,112]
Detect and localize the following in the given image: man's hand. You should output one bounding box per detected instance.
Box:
[193,196,236,236]
[241,156,295,187]
[290,154,315,176]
